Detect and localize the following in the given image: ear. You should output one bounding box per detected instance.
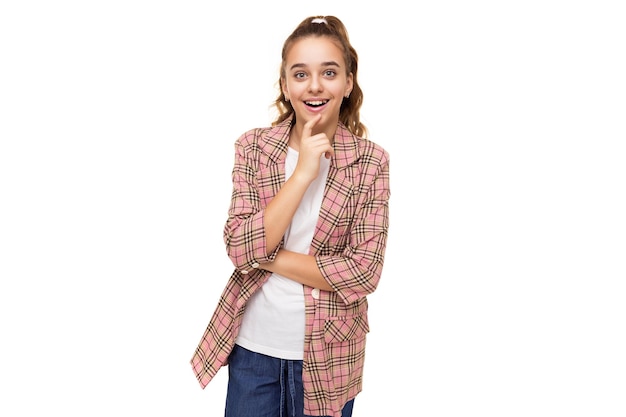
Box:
[345,73,354,97]
[281,77,289,101]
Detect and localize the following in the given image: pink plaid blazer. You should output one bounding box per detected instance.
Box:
[191,117,390,417]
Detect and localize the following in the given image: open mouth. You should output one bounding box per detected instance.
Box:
[305,100,329,108]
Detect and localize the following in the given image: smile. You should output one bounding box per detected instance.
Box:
[305,100,329,107]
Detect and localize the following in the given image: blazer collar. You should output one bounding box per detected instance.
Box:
[263,116,360,169]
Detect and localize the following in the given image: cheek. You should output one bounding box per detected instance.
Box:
[284,81,299,96]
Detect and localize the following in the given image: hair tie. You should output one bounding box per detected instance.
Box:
[311,17,328,24]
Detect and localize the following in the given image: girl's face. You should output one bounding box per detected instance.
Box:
[282,36,353,134]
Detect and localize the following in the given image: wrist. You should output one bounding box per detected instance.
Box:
[289,170,314,187]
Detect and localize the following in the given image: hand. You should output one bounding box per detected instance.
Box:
[294,114,334,183]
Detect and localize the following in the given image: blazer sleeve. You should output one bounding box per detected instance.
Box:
[223,131,280,272]
[317,146,391,305]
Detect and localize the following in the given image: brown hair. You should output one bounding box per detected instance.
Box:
[272,16,367,138]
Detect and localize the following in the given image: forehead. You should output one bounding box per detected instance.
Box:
[285,36,346,67]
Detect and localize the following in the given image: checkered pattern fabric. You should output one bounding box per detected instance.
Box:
[191,117,390,417]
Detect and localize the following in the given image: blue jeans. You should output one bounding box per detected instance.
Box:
[225,344,354,417]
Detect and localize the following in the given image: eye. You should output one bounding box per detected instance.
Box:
[294,71,307,79]
[323,69,337,77]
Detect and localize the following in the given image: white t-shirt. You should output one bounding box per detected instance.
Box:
[235,147,330,360]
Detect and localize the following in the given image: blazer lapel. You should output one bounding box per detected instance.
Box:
[257,120,291,207]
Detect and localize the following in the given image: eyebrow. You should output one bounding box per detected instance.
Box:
[289,61,341,71]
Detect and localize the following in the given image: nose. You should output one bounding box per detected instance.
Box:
[308,74,322,93]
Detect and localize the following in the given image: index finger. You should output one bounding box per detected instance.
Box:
[302,114,322,140]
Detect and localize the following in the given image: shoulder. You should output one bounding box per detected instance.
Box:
[232,120,291,165]
[234,126,271,148]
[234,119,291,150]
[357,137,389,166]
[334,124,389,169]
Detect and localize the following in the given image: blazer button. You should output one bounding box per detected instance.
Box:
[311,288,320,299]
[252,262,260,268]
[240,269,249,275]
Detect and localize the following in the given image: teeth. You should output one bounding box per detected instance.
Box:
[306,100,327,106]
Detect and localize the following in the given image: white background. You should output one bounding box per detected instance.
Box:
[1,1,625,416]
